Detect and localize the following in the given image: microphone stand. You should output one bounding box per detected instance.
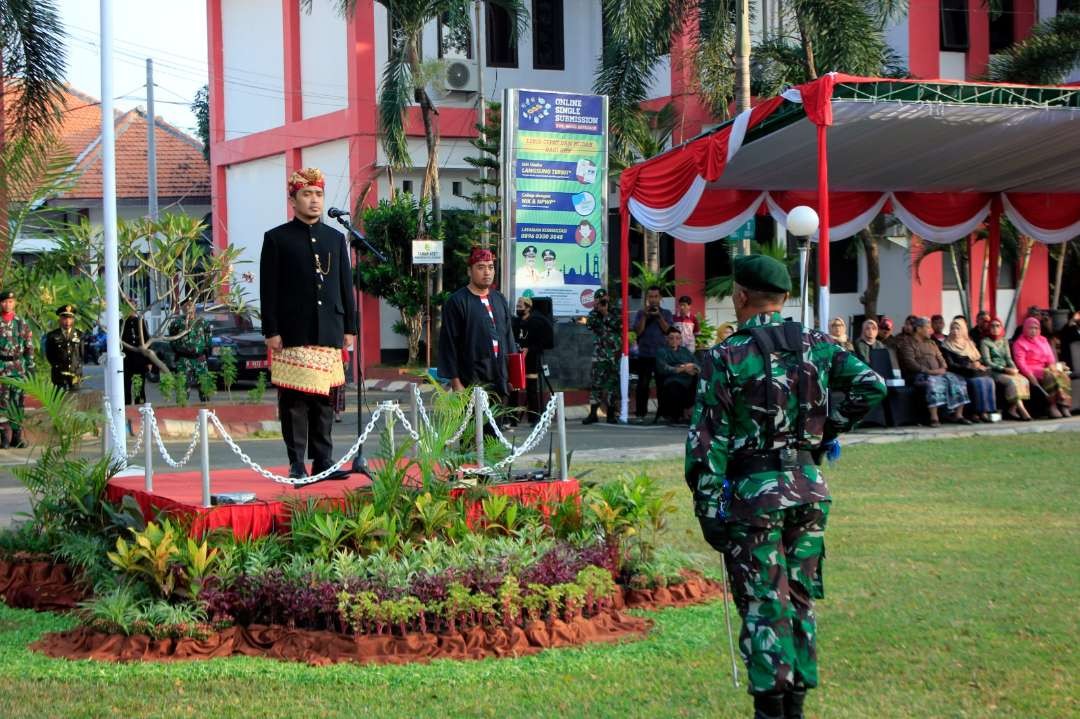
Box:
[332,213,386,478]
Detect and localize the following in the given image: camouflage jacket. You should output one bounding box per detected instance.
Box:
[685,311,886,521]
[586,306,621,360]
[168,317,211,358]
[0,315,35,377]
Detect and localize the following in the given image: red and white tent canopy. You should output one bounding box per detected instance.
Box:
[616,74,1080,419]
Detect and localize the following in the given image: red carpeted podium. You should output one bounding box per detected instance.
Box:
[106,465,579,538]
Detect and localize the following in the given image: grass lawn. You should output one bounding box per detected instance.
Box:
[0,433,1077,718]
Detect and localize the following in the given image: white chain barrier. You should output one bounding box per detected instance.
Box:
[104,387,568,489]
[412,383,433,433]
[101,400,144,463]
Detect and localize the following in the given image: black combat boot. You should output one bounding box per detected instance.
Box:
[783,689,806,719]
[606,405,619,424]
[9,428,25,449]
[0,425,9,449]
[753,692,785,719]
[581,404,600,424]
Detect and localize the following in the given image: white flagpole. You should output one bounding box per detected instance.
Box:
[100,0,127,458]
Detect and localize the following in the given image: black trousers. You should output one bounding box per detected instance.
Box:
[635,356,658,417]
[659,379,696,421]
[278,387,333,466]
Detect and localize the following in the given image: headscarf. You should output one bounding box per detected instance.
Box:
[942,317,980,361]
[717,322,735,342]
[828,316,848,344]
[989,316,1005,340]
[288,167,325,195]
[468,247,495,266]
[1013,316,1056,369]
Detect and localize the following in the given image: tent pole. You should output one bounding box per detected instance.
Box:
[816,125,830,330]
[988,197,1001,319]
[619,203,630,423]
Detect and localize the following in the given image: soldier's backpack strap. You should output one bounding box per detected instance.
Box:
[746,321,808,449]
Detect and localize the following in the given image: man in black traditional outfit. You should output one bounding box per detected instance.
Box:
[260,167,357,479]
[438,247,516,402]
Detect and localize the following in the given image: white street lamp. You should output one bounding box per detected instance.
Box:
[786,206,819,329]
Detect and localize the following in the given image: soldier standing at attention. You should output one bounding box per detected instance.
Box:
[0,290,34,448]
[686,255,885,719]
[44,304,83,391]
[168,298,213,402]
[583,288,620,424]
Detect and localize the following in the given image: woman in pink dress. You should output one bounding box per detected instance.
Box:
[1012,317,1072,418]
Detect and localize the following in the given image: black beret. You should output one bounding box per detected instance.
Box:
[733,255,791,293]
[0,290,13,301]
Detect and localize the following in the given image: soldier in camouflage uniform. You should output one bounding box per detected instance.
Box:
[685,256,885,719]
[168,300,213,402]
[583,288,621,424]
[0,290,35,448]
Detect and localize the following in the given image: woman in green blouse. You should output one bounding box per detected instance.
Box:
[979,317,1031,421]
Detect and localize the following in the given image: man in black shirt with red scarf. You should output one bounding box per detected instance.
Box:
[438,247,516,401]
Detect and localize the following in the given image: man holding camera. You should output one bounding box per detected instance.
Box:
[632,285,673,420]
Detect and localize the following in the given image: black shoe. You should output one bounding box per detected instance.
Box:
[582,406,599,425]
[288,462,309,479]
[783,689,806,719]
[606,412,619,424]
[10,430,26,449]
[0,429,8,450]
[753,693,785,719]
[311,462,350,480]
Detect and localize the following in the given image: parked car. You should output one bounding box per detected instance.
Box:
[147,311,267,385]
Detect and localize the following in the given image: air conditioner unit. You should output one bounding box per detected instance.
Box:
[443,60,479,93]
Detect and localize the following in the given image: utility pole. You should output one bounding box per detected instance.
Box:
[146,58,158,220]
[735,0,752,256]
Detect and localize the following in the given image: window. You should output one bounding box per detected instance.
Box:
[402,180,414,195]
[829,238,859,294]
[940,0,969,52]
[437,12,472,59]
[532,0,564,70]
[486,3,517,68]
[989,0,1014,54]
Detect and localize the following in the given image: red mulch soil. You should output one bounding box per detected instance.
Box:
[0,558,85,612]
[3,559,726,666]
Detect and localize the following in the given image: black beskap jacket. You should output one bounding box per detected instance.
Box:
[260,217,358,348]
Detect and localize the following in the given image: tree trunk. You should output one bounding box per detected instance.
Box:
[644,228,660,273]
[948,244,969,322]
[735,0,751,113]
[1004,238,1032,329]
[794,9,818,79]
[0,63,9,285]
[857,228,880,319]
[1052,242,1068,309]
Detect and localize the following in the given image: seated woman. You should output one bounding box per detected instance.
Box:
[896,317,971,427]
[979,317,1031,421]
[716,322,735,344]
[828,316,854,351]
[853,318,886,363]
[1012,316,1073,419]
[655,327,700,423]
[939,317,998,422]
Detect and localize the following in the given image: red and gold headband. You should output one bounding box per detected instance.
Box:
[468,247,495,266]
[288,167,325,195]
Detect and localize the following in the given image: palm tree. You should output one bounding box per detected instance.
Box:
[1,0,68,278]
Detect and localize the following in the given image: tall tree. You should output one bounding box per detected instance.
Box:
[191,84,210,162]
[0,0,68,280]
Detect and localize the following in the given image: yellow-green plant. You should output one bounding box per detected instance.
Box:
[106,520,184,598]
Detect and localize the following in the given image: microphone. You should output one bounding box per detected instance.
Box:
[328,207,386,262]
[327,207,349,219]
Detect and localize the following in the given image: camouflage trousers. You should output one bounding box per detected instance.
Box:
[175,357,212,402]
[588,356,619,407]
[698,501,829,695]
[0,383,25,429]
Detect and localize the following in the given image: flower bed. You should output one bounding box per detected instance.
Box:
[2,383,724,666]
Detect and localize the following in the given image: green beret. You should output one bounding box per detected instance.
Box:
[733,255,791,293]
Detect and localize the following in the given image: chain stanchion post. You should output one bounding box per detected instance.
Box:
[556,392,568,481]
[385,401,396,455]
[142,404,153,492]
[410,384,419,457]
[198,409,211,508]
[473,386,485,466]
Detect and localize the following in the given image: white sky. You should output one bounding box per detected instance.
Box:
[58,0,209,138]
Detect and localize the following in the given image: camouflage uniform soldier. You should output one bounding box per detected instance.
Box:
[168,301,213,402]
[44,304,83,391]
[583,288,620,424]
[0,290,35,448]
[685,256,885,719]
